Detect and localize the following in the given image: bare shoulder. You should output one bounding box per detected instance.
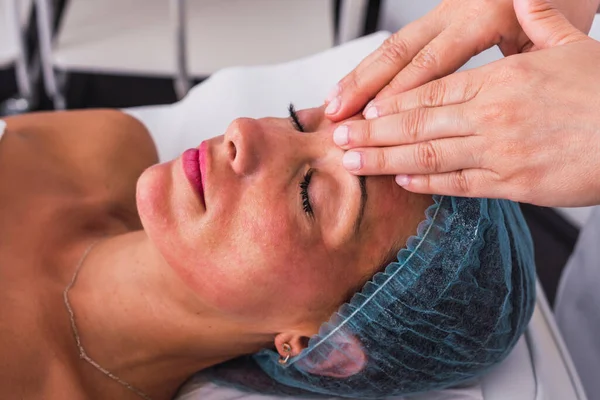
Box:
[3,109,158,172]
[3,109,158,195]
[1,110,159,229]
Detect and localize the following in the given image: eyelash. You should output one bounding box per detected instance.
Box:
[288,103,305,132]
[288,103,313,217]
[300,169,314,217]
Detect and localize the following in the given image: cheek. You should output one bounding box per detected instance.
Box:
[178,200,297,316]
[196,208,329,319]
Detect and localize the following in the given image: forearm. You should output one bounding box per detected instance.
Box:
[584,0,600,14]
[555,0,600,35]
[587,0,600,22]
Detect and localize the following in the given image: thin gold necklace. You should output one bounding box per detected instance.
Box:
[63,241,153,400]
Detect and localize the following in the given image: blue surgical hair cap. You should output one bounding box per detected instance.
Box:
[207,196,537,398]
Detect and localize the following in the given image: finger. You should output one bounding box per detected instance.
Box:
[325,15,440,121]
[342,137,484,176]
[396,169,501,198]
[374,25,490,100]
[334,105,471,149]
[364,69,483,118]
[514,0,588,49]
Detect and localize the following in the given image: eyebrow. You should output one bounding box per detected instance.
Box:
[353,176,368,236]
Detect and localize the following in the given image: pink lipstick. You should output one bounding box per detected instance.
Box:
[182,148,205,206]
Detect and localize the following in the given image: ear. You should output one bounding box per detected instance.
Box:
[274,332,306,359]
[275,331,367,378]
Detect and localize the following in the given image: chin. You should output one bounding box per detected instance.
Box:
[136,162,174,238]
[136,161,197,276]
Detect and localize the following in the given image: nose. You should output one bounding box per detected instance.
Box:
[224,117,263,176]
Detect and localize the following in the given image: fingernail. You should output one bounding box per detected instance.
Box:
[395,175,411,186]
[325,97,341,115]
[333,125,349,146]
[343,152,362,171]
[325,84,340,103]
[364,105,378,120]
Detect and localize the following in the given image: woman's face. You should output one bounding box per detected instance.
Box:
[137,106,431,331]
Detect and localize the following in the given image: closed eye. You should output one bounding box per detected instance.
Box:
[300,168,314,218]
[288,103,305,132]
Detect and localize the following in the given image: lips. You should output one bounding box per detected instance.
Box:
[198,141,208,195]
[182,146,206,206]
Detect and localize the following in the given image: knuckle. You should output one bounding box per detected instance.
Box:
[462,75,482,102]
[403,108,427,142]
[382,98,401,116]
[479,102,507,124]
[379,35,412,66]
[361,121,375,144]
[478,141,494,166]
[500,174,529,203]
[483,103,503,122]
[450,170,471,194]
[415,141,441,173]
[411,45,438,71]
[480,99,522,126]
[514,174,532,195]
[512,61,532,80]
[386,76,405,93]
[340,72,361,94]
[418,79,446,107]
[501,56,531,82]
[422,174,433,192]
[375,150,390,172]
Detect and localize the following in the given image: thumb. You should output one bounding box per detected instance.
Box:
[514,0,588,49]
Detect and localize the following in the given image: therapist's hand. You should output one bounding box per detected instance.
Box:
[324,0,599,121]
[333,0,600,207]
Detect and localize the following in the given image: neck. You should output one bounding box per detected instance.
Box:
[66,231,272,399]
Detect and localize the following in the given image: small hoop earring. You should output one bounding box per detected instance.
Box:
[279,343,292,365]
[278,354,290,364]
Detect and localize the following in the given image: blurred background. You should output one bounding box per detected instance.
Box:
[1,0,598,306]
[0,0,383,112]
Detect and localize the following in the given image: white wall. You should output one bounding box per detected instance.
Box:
[590,14,600,39]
